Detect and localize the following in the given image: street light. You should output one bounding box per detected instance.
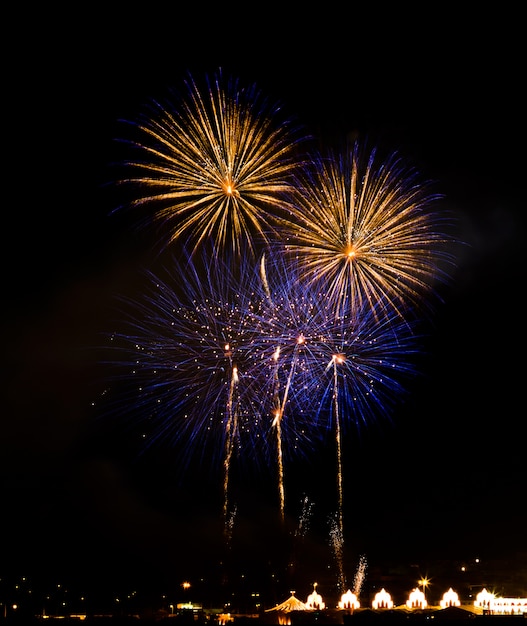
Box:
[181,582,191,610]
[419,577,430,601]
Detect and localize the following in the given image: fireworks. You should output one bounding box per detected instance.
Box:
[114,69,309,261]
[102,247,273,532]
[102,70,460,573]
[260,251,421,550]
[102,246,420,534]
[283,140,457,321]
[256,252,421,438]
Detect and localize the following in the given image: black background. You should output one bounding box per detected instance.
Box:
[3,4,524,599]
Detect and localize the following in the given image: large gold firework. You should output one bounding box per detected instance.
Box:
[117,69,308,260]
[285,140,456,320]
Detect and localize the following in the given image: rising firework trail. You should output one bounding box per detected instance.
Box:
[114,68,309,262]
[329,352,344,549]
[270,334,305,523]
[223,347,239,526]
[260,254,310,523]
[258,253,330,523]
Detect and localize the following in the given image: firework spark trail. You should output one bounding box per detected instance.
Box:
[223,357,239,528]
[263,256,287,522]
[225,505,237,549]
[115,69,310,261]
[330,354,344,545]
[284,139,458,321]
[294,494,314,538]
[269,345,284,518]
[258,255,332,520]
[271,338,305,523]
[352,554,368,596]
[260,254,319,522]
[329,512,346,592]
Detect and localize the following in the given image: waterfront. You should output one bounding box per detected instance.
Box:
[1,606,527,625]
[2,557,526,625]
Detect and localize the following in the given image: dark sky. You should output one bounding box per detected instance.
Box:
[3,5,524,600]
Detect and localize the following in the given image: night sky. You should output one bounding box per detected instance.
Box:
[3,6,524,599]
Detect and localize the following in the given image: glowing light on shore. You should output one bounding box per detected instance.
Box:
[305,583,325,610]
[475,589,495,610]
[474,590,527,615]
[372,588,393,609]
[406,588,427,609]
[440,588,460,608]
[339,590,360,610]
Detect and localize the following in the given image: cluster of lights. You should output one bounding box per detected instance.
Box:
[475,589,527,615]
[267,578,527,617]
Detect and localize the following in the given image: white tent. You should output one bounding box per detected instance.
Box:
[265,592,309,613]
